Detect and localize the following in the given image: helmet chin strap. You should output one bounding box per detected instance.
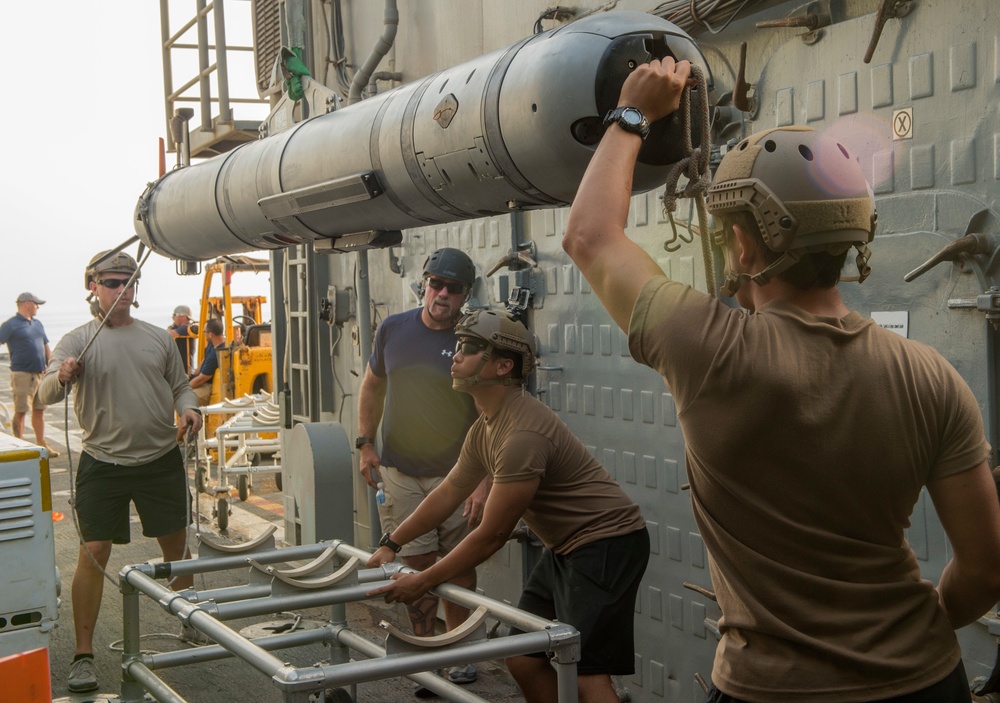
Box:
[720,249,803,297]
[721,242,872,297]
[451,343,523,391]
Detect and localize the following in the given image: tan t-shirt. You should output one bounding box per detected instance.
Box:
[40,318,198,465]
[451,390,645,554]
[629,276,989,702]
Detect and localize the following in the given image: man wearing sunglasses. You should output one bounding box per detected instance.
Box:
[367,309,648,703]
[356,247,485,692]
[40,249,204,693]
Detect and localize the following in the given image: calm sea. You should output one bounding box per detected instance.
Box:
[23,303,190,351]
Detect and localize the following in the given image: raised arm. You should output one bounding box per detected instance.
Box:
[563,56,692,332]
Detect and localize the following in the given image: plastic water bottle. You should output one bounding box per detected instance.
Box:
[376,482,386,506]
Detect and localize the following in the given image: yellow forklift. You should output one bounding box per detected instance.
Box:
[183,256,276,527]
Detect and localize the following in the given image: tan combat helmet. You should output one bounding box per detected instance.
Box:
[84,250,141,290]
[705,126,877,296]
[452,309,536,389]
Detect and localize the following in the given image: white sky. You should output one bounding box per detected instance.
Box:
[0,1,270,338]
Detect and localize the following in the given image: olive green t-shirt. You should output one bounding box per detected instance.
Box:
[629,276,989,702]
[40,318,198,465]
[451,390,645,554]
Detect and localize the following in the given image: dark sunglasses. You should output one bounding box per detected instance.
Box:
[98,279,135,290]
[455,339,488,356]
[426,277,467,295]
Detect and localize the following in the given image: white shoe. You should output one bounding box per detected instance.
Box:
[67,657,98,692]
[179,623,213,646]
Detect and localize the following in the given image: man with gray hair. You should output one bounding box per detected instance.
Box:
[0,292,57,455]
[356,247,486,693]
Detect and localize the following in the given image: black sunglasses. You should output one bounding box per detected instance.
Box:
[426,277,468,295]
[98,279,135,290]
[455,339,488,356]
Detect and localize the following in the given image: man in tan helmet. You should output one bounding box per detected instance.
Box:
[39,249,204,694]
[367,309,648,703]
[562,57,1000,702]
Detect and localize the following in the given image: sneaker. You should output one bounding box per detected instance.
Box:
[447,664,477,685]
[413,670,443,698]
[67,656,98,693]
[178,623,213,646]
[44,442,60,458]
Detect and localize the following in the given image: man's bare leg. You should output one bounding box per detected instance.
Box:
[31,407,45,446]
[508,656,619,703]
[157,527,194,591]
[12,410,25,439]
[402,551,439,635]
[72,541,113,655]
[442,568,475,630]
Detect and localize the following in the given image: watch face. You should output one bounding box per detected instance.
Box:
[622,108,643,126]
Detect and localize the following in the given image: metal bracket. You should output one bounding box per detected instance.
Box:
[314,230,404,254]
[259,75,341,139]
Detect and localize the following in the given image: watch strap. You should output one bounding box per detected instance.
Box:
[603,106,650,140]
[380,531,403,553]
[355,436,375,449]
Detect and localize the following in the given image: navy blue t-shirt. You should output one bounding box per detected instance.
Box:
[198,342,222,377]
[369,308,477,477]
[0,313,49,372]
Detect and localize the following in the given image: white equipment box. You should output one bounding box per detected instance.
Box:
[0,434,58,658]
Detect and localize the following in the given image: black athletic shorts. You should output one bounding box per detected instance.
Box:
[511,527,650,676]
[704,661,971,703]
[75,446,190,544]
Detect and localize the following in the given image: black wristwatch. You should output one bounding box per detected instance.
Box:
[603,106,650,140]
[379,531,403,553]
[355,436,375,449]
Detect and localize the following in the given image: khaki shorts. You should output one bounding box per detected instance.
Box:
[10,371,46,414]
[193,383,212,406]
[377,465,472,558]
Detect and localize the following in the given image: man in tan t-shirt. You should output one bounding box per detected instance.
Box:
[561,57,1000,702]
[367,309,648,703]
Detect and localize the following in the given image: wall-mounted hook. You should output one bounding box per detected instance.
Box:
[732,43,757,116]
[903,234,988,283]
[486,247,538,277]
[864,0,914,64]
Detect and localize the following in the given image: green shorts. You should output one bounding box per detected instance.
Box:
[512,527,650,676]
[377,465,472,557]
[75,446,190,544]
